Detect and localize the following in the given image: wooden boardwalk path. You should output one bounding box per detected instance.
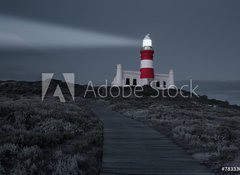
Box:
[92,102,214,175]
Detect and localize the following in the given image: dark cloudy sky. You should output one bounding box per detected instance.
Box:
[0,0,240,83]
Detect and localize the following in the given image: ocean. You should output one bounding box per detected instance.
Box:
[176,80,240,106]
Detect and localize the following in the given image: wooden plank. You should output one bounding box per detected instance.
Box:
[92,103,214,175]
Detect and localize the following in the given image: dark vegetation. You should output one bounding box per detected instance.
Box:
[1,80,240,175]
[0,80,103,175]
[103,86,240,175]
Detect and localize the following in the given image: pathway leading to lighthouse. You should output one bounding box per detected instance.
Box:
[91,102,214,175]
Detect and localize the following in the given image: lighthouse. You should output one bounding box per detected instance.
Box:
[140,34,154,85]
[112,34,175,88]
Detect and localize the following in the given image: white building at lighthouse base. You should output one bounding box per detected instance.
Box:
[112,64,175,89]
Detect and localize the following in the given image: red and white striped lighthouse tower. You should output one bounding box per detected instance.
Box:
[140,34,154,85]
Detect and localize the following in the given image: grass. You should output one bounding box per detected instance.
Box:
[0,96,103,175]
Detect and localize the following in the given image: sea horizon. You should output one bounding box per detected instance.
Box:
[176,80,240,106]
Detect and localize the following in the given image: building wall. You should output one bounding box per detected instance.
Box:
[112,68,175,89]
[154,74,171,88]
[122,71,140,86]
